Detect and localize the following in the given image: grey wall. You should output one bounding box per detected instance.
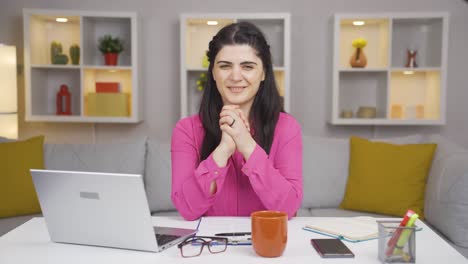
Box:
[1,0,467,146]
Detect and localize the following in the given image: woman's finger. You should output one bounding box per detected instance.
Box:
[220,109,239,120]
[236,109,250,132]
[219,115,235,126]
[220,123,234,135]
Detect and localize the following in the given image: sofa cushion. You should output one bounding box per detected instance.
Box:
[452,244,468,259]
[44,138,146,175]
[340,136,436,219]
[310,208,392,218]
[302,134,424,209]
[424,145,468,248]
[296,208,313,217]
[425,134,467,164]
[151,210,180,217]
[145,140,175,212]
[0,136,45,218]
[302,136,349,208]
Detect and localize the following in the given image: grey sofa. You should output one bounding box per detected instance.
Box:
[1,134,467,258]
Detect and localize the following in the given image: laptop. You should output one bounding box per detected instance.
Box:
[30,169,197,252]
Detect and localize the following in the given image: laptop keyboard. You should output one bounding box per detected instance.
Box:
[156,234,181,246]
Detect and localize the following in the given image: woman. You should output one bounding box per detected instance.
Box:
[171,22,302,220]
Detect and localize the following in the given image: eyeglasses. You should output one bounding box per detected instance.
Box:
[177,236,228,258]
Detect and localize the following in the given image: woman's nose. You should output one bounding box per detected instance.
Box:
[230,66,243,81]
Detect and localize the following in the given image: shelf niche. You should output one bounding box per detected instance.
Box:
[29,15,80,65]
[83,68,133,117]
[391,18,443,68]
[339,71,387,119]
[389,70,440,120]
[30,68,81,116]
[82,17,132,66]
[238,19,285,67]
[339,18,389,69]
[185,19,234,69]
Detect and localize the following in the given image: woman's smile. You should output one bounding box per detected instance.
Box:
[228,86,247,93]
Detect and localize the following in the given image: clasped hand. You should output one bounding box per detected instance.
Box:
[218,105,256,159]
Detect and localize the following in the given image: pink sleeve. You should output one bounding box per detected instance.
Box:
[241,123,303,219]
[170,120,231,221]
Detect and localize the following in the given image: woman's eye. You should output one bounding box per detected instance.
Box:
[242,65,254,70]
[219,64,230,69]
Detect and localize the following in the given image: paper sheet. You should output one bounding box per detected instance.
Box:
[196,217,251,236]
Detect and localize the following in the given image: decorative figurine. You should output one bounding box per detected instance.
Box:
[350,38,368,68]
[405,49,418,68]
[56,84,72,115]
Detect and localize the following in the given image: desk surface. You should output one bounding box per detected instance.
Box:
[0,216,466,264]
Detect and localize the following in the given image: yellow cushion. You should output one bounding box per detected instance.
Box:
[340,136,437,219]
[0,136,45,218]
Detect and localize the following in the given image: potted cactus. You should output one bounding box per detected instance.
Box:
[69,44,80,65]
[98,35,124,66]
[50,41,69,65]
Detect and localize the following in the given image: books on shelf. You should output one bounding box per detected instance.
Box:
[96,82,121,93]
[303,216,378,243]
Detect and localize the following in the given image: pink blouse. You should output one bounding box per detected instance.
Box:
[171,112,303,220]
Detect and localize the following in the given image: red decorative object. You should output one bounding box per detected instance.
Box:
[56,84,72,115]
[104,53,118,66]
[95,82,121,93]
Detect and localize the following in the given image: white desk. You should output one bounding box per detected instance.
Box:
[0,216,466,264]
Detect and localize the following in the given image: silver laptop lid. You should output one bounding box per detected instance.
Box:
[30,169,159,252]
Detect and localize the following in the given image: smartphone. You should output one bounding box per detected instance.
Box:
[311,238,355,258]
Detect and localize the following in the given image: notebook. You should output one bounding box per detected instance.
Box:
[303,216,379,243]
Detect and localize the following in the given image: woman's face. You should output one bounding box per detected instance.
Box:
[212,44,265,109]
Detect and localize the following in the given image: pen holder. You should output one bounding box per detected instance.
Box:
[377,221,416,263]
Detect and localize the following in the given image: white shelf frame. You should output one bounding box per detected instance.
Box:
[180,13,291,118]
[23,8,141,123]
[331,12,449,125]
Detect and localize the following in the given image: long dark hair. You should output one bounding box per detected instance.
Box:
[199,21,283,161]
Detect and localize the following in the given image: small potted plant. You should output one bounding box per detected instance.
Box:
[98,35,124,66]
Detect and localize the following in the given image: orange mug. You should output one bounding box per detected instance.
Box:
[251,210,288,257]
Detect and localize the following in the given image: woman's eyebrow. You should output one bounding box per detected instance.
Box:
[216,61,258,65]
[240,61,257,65]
